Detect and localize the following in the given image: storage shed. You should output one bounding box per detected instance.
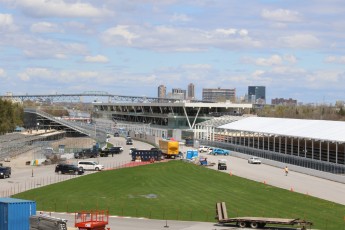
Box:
[0,197,36,230]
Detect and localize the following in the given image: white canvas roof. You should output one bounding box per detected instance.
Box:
[219,117,345,142]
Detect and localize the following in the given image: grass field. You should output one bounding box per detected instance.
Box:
[14,161,345,229]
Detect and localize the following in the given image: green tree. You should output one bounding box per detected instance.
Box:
[0,99,24,134]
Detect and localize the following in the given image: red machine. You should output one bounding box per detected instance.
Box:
[75,210,109,230]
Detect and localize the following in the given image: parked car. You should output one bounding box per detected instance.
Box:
[0,166,11,179]
[212,149,230,156]
[114,132,120,137]
[78,161,104,171]
[199,146,209,153]
[74,148,99,159]
[126,139,133,145]
[55,164,84,175]
[248,157,262,164]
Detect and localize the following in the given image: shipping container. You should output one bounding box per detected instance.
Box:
[0,197,36,230]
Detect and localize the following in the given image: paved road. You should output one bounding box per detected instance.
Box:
[0,136,343,229]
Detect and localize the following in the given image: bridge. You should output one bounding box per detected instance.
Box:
[0,92,210,103]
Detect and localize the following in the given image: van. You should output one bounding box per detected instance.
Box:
[77,161,104,171]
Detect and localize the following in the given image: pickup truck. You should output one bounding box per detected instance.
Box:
[100,146,123,157]
[212,149,230,156]
[0,166,11,179]
[74,148,99,159]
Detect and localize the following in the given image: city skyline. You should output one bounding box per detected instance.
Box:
[0,1,345,104]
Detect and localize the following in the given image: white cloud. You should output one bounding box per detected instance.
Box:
[17,68,99,83]
[170,13,191,22]
[325,56,345,64]
[181,64,212,69]
[283,54,297,64]
[261,9,301,22]
[31,22,63,33]
[18,68,52,81]
[279,34,320,48]
[256,55,283,66]
[215,28,237,36]
[0,13,17,31]
[22,39,87,59]
[84,55,109,63]
[0,14,13,27]
[252,70,265,77]
[0,68,6,77]
[244,54,297,67]
[102,25,260,51]
[103,25,139,45]
[7,0,111,18]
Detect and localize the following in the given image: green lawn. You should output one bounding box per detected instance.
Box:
[14,161,345,229]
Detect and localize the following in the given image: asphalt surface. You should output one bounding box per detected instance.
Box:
[1,136,343,229]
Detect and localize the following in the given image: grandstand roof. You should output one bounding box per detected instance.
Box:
[219,117,345,142]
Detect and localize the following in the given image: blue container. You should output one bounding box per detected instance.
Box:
[0,197,36,230]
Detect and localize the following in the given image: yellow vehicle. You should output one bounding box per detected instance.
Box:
[159,139,179,158]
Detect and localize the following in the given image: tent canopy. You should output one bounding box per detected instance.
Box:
[219,117,345,142]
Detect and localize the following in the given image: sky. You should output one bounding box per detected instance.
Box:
[0,0,345,104]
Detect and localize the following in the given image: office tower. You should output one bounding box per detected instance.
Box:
[248,86,266,104]
[202,87,236,102]
[188,83,195,100]
[172,88,186,100]
[158,85,166,98]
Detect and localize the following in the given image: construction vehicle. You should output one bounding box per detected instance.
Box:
[75,210,109,230]
[159,139,179,158]
[216,202,312,229]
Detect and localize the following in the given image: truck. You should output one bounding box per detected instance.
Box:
[100,146,123,157]
[216,202,312,229]
[159,139,179,158]
[131,149,162,162]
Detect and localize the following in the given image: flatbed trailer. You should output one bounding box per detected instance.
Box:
[216,202,312,229]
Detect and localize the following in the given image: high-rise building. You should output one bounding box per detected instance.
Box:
[248,86,266,104]
[172,88,186,100]
[187,83,195,100]
[158,85,166,98]
[202,87,236,102]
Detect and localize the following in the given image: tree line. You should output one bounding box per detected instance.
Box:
[257,104,345,121]
[0,99,24,134]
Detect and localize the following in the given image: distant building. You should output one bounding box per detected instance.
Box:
[158,85,166,98]
[187,83,195,100]
[202,87,236,102]
[172,88,186,100]
[271,98,297,106]
[248,86,266,104]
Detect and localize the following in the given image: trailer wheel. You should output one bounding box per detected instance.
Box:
[250,222,259,228]
[258,223,266,228]
[238,221,246,228]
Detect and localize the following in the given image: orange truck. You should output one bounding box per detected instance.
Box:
[159,139,179,158]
